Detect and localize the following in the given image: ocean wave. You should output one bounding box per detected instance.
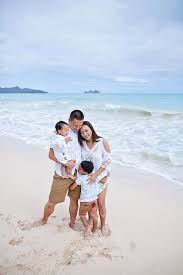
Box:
[83,104,183,118]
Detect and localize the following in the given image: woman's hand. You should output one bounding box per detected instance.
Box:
[87,172,98,184]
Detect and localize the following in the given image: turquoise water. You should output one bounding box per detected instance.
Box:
[0,92,183,184]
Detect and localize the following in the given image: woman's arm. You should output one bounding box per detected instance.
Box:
[88,138,111,183]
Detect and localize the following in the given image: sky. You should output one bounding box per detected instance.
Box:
[0,0,183,93]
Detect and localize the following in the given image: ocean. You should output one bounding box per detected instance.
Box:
[0,92,183,184]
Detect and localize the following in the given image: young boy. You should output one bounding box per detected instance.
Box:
[70,160,107,236]
[50,121,76,179]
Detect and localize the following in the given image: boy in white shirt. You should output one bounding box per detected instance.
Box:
[50,121,76,179]
[70,160,107,236]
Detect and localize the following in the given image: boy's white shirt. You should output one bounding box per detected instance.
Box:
[49,129,81,177]
[76,170,107,202]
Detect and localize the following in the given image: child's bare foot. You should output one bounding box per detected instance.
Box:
[87,217,92,226]
[91,228,97,234]
[83,227,92,237]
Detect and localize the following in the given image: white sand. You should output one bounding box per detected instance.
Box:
[0,136,183,275]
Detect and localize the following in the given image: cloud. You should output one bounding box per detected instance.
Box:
[0,0,183,92]
[112,76,149,84]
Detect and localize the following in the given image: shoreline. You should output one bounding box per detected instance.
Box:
[1,136,183,274]
[1,133,182,187]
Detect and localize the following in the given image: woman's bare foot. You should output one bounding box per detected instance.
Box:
[101,225,111,236]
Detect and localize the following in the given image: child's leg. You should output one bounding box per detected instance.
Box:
[66,166,76,180]
[89,201,98,233]
[61,165,68,178]
[79,203,91,236]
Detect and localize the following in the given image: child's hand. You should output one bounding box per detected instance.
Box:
[65,137,72,143]
[87,172,98,184]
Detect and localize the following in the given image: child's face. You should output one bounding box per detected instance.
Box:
[78,165,87,175]
[58,124,69,137]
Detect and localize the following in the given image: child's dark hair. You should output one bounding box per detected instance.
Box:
[55,121,68,132]
[80,161,94,174]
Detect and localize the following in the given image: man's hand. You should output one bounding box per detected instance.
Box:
[49,148,60,163]
[64,160,76,169]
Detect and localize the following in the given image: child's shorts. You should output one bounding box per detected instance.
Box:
[79,200,98,219]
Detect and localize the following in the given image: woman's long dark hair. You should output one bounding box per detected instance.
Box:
[78,121,101,146]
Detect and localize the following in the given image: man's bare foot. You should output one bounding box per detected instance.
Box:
[101,225,111,236]
[32,219,47,227]
[69,221,75,230]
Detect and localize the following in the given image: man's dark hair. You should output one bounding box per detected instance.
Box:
[80,161,94,174]
[55,121,68,132]
[69,110,84,121]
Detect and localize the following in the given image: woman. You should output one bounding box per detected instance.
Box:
[78,121,111,235]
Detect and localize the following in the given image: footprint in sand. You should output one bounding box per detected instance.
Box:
[62,237,123,267]
[9,236,24,246]
[17,220,33,231]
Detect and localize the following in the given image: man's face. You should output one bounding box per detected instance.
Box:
[69,118,83,132]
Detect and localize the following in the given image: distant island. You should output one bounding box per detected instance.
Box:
[84,90,100,94]
[0,86,47,94]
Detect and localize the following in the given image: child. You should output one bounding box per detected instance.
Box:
[70,160,107,236]
[50,121,76,179]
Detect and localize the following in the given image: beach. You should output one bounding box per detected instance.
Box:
[1,136,183,275]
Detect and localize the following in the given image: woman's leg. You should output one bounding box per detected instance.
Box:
[98,188,107,233]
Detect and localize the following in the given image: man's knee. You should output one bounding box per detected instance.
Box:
[47,201,56,210]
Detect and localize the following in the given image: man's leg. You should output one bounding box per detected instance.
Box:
[68,185,81,229]
[41,201,56,224]
[69,197,78,229]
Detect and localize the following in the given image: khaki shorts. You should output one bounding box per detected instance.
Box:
[79,200,98,220]
[49,173,80,204]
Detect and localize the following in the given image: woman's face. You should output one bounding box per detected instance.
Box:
[80,124,92,141]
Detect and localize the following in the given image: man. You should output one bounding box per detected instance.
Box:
[41,110,84,229]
